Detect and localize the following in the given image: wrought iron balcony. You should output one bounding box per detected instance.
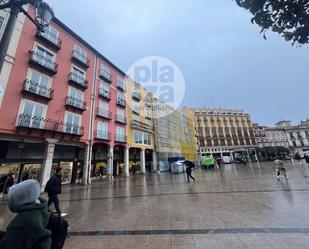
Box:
[95,131,111,141]
[130,120,153,132]
[16,113,84,136]
[132,91,141,101]
[115,114,127,124]
[72,49,90,69]
[115,134,127,143]
[116,98,126,108]
[22,80,53,100]
[68,72,88,89]
[99,69,112,83]
[36,30,62,51]
[29,51,58,75]
[96,107,112,119]
[98,88,111,100]
[65,96,86,111]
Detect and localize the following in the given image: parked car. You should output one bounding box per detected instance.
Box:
[222,156,231,164]
[201,155,215,169]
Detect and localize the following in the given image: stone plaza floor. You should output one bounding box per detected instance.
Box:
[2,161,309,248]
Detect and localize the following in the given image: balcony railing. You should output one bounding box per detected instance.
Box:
[68,72,88,89]
[22,80,53,100]
[65,96,86,111]
[116,98,126,108]
[16,113,84,136]
[72,49,90,69]
[98,88,111,100]
[29,51,58,75]
[36,30,62,50]
[99,69,112,83]
[96,107,112,119]
[95,131,111,141]
[132,91,141,101]
[130,120,153,131]
[115,134,127,143]
[115,114,127,124]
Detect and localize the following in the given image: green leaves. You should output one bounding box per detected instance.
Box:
[236,0,309,45]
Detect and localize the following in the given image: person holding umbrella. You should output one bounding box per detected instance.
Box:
[184,160,196,183]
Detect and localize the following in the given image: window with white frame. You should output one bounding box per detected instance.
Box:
[145,118,151,127]
[97,121,108,140]
[18,100,46,129]
[65,112,81,134]
[71,66,86,84]
[116,108,125,122]
[133,130,151,145]
[41,25,59,45]
[99,82,109,96]
[101,64,111,80]
[116,127,125,141]
[73,45,87,64]
[117,76,124,89]
[133,114,140,122]
[99,100,109,111]
[145,108,152,119]
[34,45,55,69]
[27,70,51,97]
[68,87,84,108]
[132,100,139,113]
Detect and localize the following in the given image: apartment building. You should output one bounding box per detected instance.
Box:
[0,5,128,185]
[126,79,156,174]
[184,108,257,160]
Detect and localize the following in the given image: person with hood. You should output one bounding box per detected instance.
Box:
[184,160,196,183]
[0,179,52,249]
[45,168,66,217]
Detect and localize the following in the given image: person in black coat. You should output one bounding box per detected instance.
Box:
[184,160,196,183]
[45,168,64,216]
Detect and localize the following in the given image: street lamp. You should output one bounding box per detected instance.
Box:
[0,0,54,74]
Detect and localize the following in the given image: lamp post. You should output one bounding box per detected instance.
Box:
[0,0,54,74]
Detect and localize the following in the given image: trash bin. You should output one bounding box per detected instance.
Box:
[171,161,185,174]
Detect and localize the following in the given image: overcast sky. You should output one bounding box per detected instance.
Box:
[47,0,308,126]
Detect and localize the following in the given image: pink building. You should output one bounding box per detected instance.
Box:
[0,5,127,186]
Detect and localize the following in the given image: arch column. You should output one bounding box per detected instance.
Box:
[140,148,146,173]
[152,150,158,172]
[107,145,114,180]
[41,139,58,189]
[124,147,129,177]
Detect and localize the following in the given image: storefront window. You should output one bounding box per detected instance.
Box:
[51,162,73,184]
[23,164,42,182]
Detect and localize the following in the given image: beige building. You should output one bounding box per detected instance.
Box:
[183,108,257,159]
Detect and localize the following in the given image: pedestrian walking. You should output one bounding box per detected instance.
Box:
[45,168,66,217]
[0,180,52,249]
[216,158,221,168]
[0,174,14,200]
[184,160,196,183]
[274,156,288,180]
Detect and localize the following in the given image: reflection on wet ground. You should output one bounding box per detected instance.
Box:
[2,161,309,248]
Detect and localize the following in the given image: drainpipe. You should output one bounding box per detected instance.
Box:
[87,55,98,184]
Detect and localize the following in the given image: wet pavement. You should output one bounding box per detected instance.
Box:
[2,161,309,248]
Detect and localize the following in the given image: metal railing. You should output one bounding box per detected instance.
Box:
[72,49,90,68]
[96,108,112,119]
[69,72,88,88]
[23,80,53,99]
[98,88,111,100]
[29,50,58,74]
[115,134,127,143]
[16,113,84,136]
[116,98,126,107]
[95,131,111,141]
[65,96,86,111]
[36,30,62,49]
[115,114,127,124]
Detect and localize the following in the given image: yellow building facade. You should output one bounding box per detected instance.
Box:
[125,78,156,173]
